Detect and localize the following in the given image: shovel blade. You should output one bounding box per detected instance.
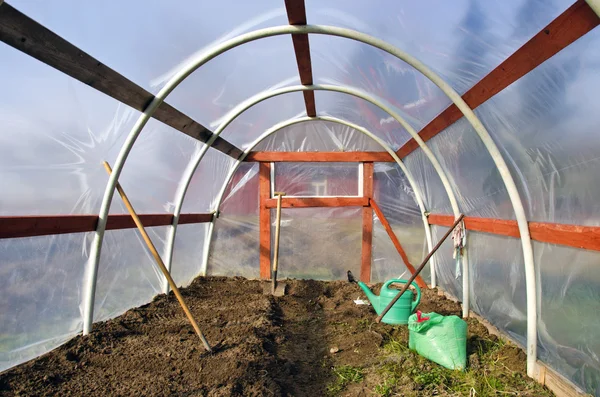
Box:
[263,282,287,296]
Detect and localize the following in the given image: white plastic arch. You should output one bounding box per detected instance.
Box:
[163,83,460,301]
[202,115,436,280]
[173,115,436,286]
[82,24,537,376]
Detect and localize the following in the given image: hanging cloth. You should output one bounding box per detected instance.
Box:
[452,220,465,279]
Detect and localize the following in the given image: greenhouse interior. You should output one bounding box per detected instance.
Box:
[1,0,600,395]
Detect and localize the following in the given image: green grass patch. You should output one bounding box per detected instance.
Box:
[372,334,554,397]
[327,365,364,396]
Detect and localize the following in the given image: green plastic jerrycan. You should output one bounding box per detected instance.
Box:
[358,278,421,325]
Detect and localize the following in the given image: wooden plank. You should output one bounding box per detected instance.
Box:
[264,197,368,208]
[0,213,213,239]
[428,213,600,252]
[361,163,374,282]
[259,163,272,279]
[371,200,427,288]
[396,0,600,159]
[428,214,520,239]
[0,3,243,158]
[284,0,316,117]
[245,151,395,162]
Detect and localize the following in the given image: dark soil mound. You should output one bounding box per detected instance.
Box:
[0,277,552,396]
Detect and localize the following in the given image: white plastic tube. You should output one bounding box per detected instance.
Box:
[84,25,533,375]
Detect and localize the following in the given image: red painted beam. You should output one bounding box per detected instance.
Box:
[0,213,213,239]
[371,200,427,288]
[428,214,600,252]
[244,151,395,162]
[259,163,272,279]
[396,0,600,159]
[361,162,374,282]
[264,197,368,208]
[284,0,316,117]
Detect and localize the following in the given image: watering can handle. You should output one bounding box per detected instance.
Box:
[381,279,421,312]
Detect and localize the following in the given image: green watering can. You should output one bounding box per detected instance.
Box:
[357,279,421,325]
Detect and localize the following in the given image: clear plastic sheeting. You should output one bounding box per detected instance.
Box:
[371,219,411,284]
[93,227,169,323]
[0,44,137,215]
[535,242,600,396]
[253,120,382,152]
[426,117,515,219]
[471,27,600,226]
[403,149,453,214]
[276,207,362,280]
[180,148,237,213]
[208,163,259,278]
[430,226,461,300]
[220,91,306,148]
[307,0,571,96]
[311,36,451,132]
[0,233,86,372]
[114,119,203,214]
[314,91,412,150]
[468,232,528,347]
[274,163,360,197]
[171,223,209,287]
[372,163,427,282]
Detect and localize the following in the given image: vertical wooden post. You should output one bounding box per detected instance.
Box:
[259,163,272,279]
[361,162,374,282]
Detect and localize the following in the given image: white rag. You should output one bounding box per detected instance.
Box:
[452,221,465,279]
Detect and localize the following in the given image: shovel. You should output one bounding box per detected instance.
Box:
[267,191,287,296]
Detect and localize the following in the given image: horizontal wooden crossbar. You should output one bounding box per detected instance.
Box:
[245,151,395,162]
[0,3,242,158]
[428,214,600,252]
[264,197,368,208]
[396,0,600,159]
[0,213,213,239]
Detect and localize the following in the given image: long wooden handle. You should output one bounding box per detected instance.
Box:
[375,213,465,323]
[272,192,285,273]
[103,161,212,352]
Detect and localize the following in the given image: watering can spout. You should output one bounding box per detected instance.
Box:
[357,281,381,314]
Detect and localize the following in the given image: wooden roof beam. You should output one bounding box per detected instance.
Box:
[0,3,243,158]
[396,0,600,158]
[284,0,316,117]
[0,213,213,239]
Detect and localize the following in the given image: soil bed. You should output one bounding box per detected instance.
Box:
[0,277,553,396]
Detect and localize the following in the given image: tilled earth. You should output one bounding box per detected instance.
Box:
[0,277,553,396]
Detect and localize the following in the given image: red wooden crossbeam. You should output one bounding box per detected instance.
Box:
[428,214,600,252]
[245,151,394,162]
[0,213,213,239]
[396,0,600,159]
[284,0,316,117]
[371,200,427,288]
[263,197,368,208]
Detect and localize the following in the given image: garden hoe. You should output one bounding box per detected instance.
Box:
[265,191,287,297]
